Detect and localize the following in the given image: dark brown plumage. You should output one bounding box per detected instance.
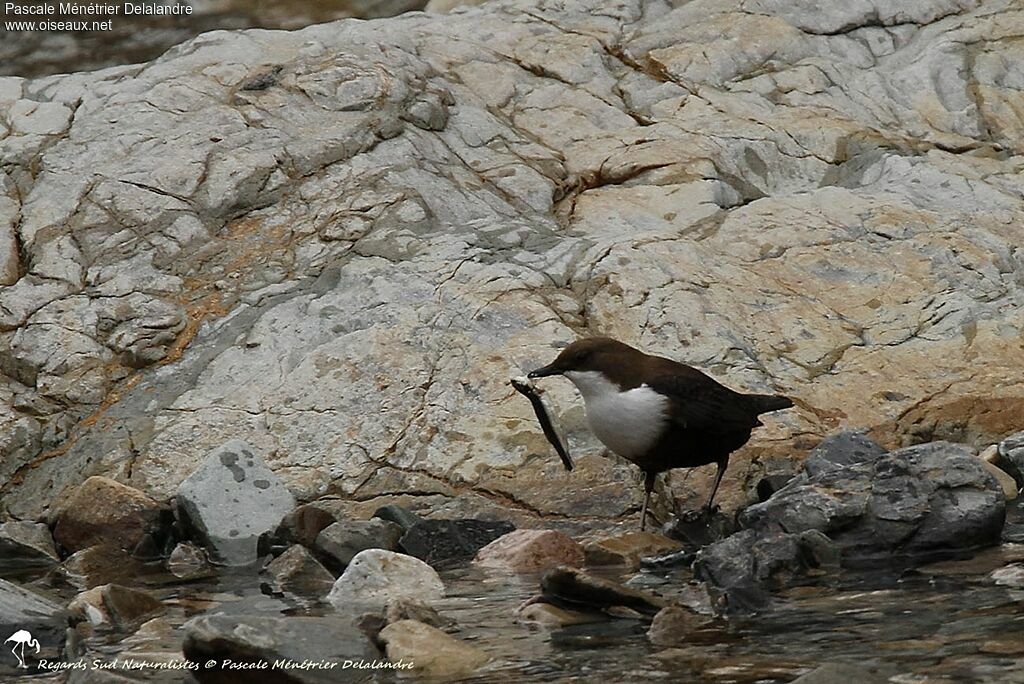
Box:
[529,337,793,529]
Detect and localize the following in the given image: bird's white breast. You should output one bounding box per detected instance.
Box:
[564,370,669,459]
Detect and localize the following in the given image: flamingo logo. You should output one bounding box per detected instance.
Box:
[4,630,39,669]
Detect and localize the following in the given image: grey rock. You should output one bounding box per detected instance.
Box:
[997,431,1024,489]
[183,614,377,683]
[398,518,515,568]
[177,440,295,566]
[313,519,403,573]
[0,521,59,570]
[803,430,888,477]
[0,579,66,674]
[693,528,840,613]
[265,545,335,595]
[742,441,1005,558]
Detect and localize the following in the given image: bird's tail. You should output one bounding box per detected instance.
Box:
[749,393,793,414]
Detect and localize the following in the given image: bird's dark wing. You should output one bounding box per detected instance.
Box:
[646,369,760,434]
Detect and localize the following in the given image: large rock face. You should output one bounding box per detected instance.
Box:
[1,0,1023,523]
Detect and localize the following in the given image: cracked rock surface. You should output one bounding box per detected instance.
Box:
[1,0,1023,525]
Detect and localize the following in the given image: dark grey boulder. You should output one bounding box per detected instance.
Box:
[399,519,515,568]
[177,440,295,566]
[742,441,1005,559]
[371,504,423,532]
[0,579,67,675]
[996,430,1024,489]
[183,614,377,683]
[693,529,840,613]
[313,520,403,574]
[0,521,59,571]
[803,429,888,477]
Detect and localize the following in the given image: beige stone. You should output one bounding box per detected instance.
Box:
[474,529,584,573]
[378,620,489,678]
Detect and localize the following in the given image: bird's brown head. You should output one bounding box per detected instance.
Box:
[528,337,640,379]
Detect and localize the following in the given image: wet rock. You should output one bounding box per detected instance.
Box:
[327,549,444,610]
[664,510,737,551]
[803,430,888,477]
[372,504,423,533]
[264,545,335,595]
[997,431,1024,490]
[0,579,67,674]
[540,567,664,616]
[183,614,377,683]
[378,620,489,679]
[792,662,888,684]
[313,519,403,573]
[68,584,164,631]
[167,542,213,580]
[52,476,166,554]
[474,529,584,573]
[694,529,840,613]
[399,518,515,568]
[177,440,295,566]
[990,563,1024,589]
[742,441,1005,560]
[647,605,716,646]
[62,544,147,590]
[0,520,59,569]
[515,601,606,628]
[584,531,682,569]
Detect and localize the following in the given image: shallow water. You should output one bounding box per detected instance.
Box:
[9,500,1024,683]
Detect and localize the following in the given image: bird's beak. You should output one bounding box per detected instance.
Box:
[528,363,561,379]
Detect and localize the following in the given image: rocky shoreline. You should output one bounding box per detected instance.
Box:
[1,428,1021,679]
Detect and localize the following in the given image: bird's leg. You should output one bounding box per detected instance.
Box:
[704,458,728,515]
[639,471,657,531]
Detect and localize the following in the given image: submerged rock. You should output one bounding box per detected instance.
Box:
[53,476,166,554]
[68,584,164,631]
[167,542,213,580]
[183,614,377,683]
[474,529,584,573]
[0,520,59,569]
[647,605,716,647]
[540,567,663,616]
[378,620,489,678]
[313,519,403,573]
[399,518,515,568]
[177,440,295,566]
[327,549,444,610]
[0,579,67,674]
[515,601,606,629]
[264,545,335,595]
[990,563,1024,589]
[61,544,147,590]
[584,531,681,569]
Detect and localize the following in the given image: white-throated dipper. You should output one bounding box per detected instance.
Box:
[528,337,793,530]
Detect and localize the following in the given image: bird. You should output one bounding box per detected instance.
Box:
[528,337,793,530]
